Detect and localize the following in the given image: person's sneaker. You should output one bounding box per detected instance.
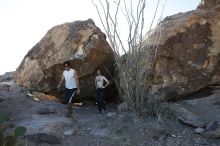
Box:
[65,112,71,117]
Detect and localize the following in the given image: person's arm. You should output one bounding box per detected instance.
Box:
[57,74,64,89]
[74,70,80,94]
[95,77,97,89]
[103,76,109,88]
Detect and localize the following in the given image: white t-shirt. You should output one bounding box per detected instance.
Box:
[63,68,77,89]
[95,75,109,89]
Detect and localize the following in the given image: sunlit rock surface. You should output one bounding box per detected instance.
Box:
[16,19,115,99]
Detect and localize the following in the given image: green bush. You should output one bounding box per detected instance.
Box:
[14,127,26,138]
[0,116,6,124]
[0,115,6,146]
[0,115,26,146]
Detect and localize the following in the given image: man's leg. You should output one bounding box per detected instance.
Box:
[65,89,69,104]
[65,88,76,117]
[67,103,73,114]
[96,89,102,113]
[100,89,106,111]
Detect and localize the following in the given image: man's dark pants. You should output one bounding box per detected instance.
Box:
[96,88,106,112]
[65,88,77,114]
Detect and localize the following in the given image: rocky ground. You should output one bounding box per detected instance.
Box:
[1,81,220,146]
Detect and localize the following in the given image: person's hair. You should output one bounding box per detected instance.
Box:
[64,61,70,66]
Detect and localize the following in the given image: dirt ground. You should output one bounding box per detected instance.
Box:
[1,87,220,146]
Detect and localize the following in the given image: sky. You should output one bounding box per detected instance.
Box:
[0,0,200,75]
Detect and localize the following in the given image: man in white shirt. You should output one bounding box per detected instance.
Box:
[95,70,109,114]
[57,61,80,117]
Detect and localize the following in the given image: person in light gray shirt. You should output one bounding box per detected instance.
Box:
[95,70,109,114]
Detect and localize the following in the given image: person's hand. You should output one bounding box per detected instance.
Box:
[77,89,80,94]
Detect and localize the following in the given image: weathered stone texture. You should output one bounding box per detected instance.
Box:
[16,19,115,99]
[144,0,220,101]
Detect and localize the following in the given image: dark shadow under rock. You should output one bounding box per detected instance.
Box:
[25,133,61,144]
[37,107,56,114]
[0,97,5,103]
[203,128,220,139]
[206,121,218,131]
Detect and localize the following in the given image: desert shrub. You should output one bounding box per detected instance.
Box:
[93,0,166,114]
[156,105,176,121]
[0,115,26,146]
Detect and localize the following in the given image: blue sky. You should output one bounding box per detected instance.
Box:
[0,0,200,75]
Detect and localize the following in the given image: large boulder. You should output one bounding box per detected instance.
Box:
[15,19,115,99]
[144,0,220,101]
[197,0,220,9]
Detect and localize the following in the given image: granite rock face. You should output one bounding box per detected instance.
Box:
[197,0,220,9]
[144,0,220,101]
[16,19,115,99]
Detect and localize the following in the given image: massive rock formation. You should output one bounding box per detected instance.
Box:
[197,0,220,9]
[15,19,115,99]
[145,0,220,101]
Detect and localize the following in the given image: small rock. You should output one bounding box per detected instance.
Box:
[202,121,220,139]
[0,83,9,90]
[9,83,26,92]
[171,103,205,127]
[106,112,117,118]
[152,136,159,141]
[203,128,220,139]
[195,127,205,134]
[64,130,74,136]
[165,133,172,139]
[193,138,207,145]
[205,121,218,131]
[90,129,110,137]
